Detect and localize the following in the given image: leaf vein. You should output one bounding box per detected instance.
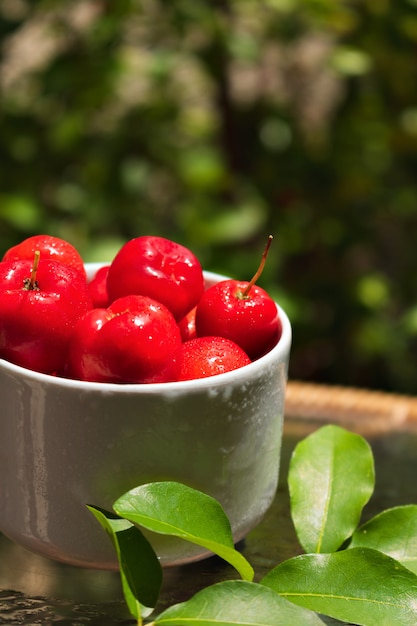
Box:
[282,592,412,608]
[316,450,334,553]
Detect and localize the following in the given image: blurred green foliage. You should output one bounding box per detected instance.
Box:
[2,0,417,393]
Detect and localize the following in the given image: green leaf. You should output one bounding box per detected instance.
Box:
[261,547,417,626]
[87,505,162,621]
[154,580,326,625]
[288,425,375,553]
[349,505,417,573]
[113,481,254,581]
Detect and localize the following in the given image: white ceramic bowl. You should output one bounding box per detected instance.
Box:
[0,266,291,569]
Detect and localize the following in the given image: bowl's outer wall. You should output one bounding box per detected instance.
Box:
[0,267,291,568]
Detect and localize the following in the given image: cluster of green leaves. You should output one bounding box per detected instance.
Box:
[2,1,417,393]
[89,425,417,625]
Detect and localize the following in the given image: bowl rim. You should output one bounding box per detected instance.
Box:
[0,267,292,394]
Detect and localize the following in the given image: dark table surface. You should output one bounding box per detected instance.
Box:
[1,382,417,625]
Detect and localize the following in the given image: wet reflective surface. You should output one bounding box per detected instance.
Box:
[1,411,417,624]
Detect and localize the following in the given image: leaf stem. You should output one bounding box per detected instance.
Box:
[23,250,41,291]
[240,234,273,298]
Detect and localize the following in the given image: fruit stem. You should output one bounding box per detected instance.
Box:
[241,234,273,298]
[24,250,41,291]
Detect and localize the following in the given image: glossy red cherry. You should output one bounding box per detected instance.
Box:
[195,236,282,360]
[177,336,251,381]
[2,234,86,278]
[106,236,204,321]
[68,294,182,383]
[0,253,92,374]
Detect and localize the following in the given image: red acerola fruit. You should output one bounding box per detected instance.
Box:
[68,294,182,384]
[195,236,282,360]
[0,253,92,374]
[88,265,110,308]
[177,336,251,381]
[178,306,197,342]
[106,236,204,321]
